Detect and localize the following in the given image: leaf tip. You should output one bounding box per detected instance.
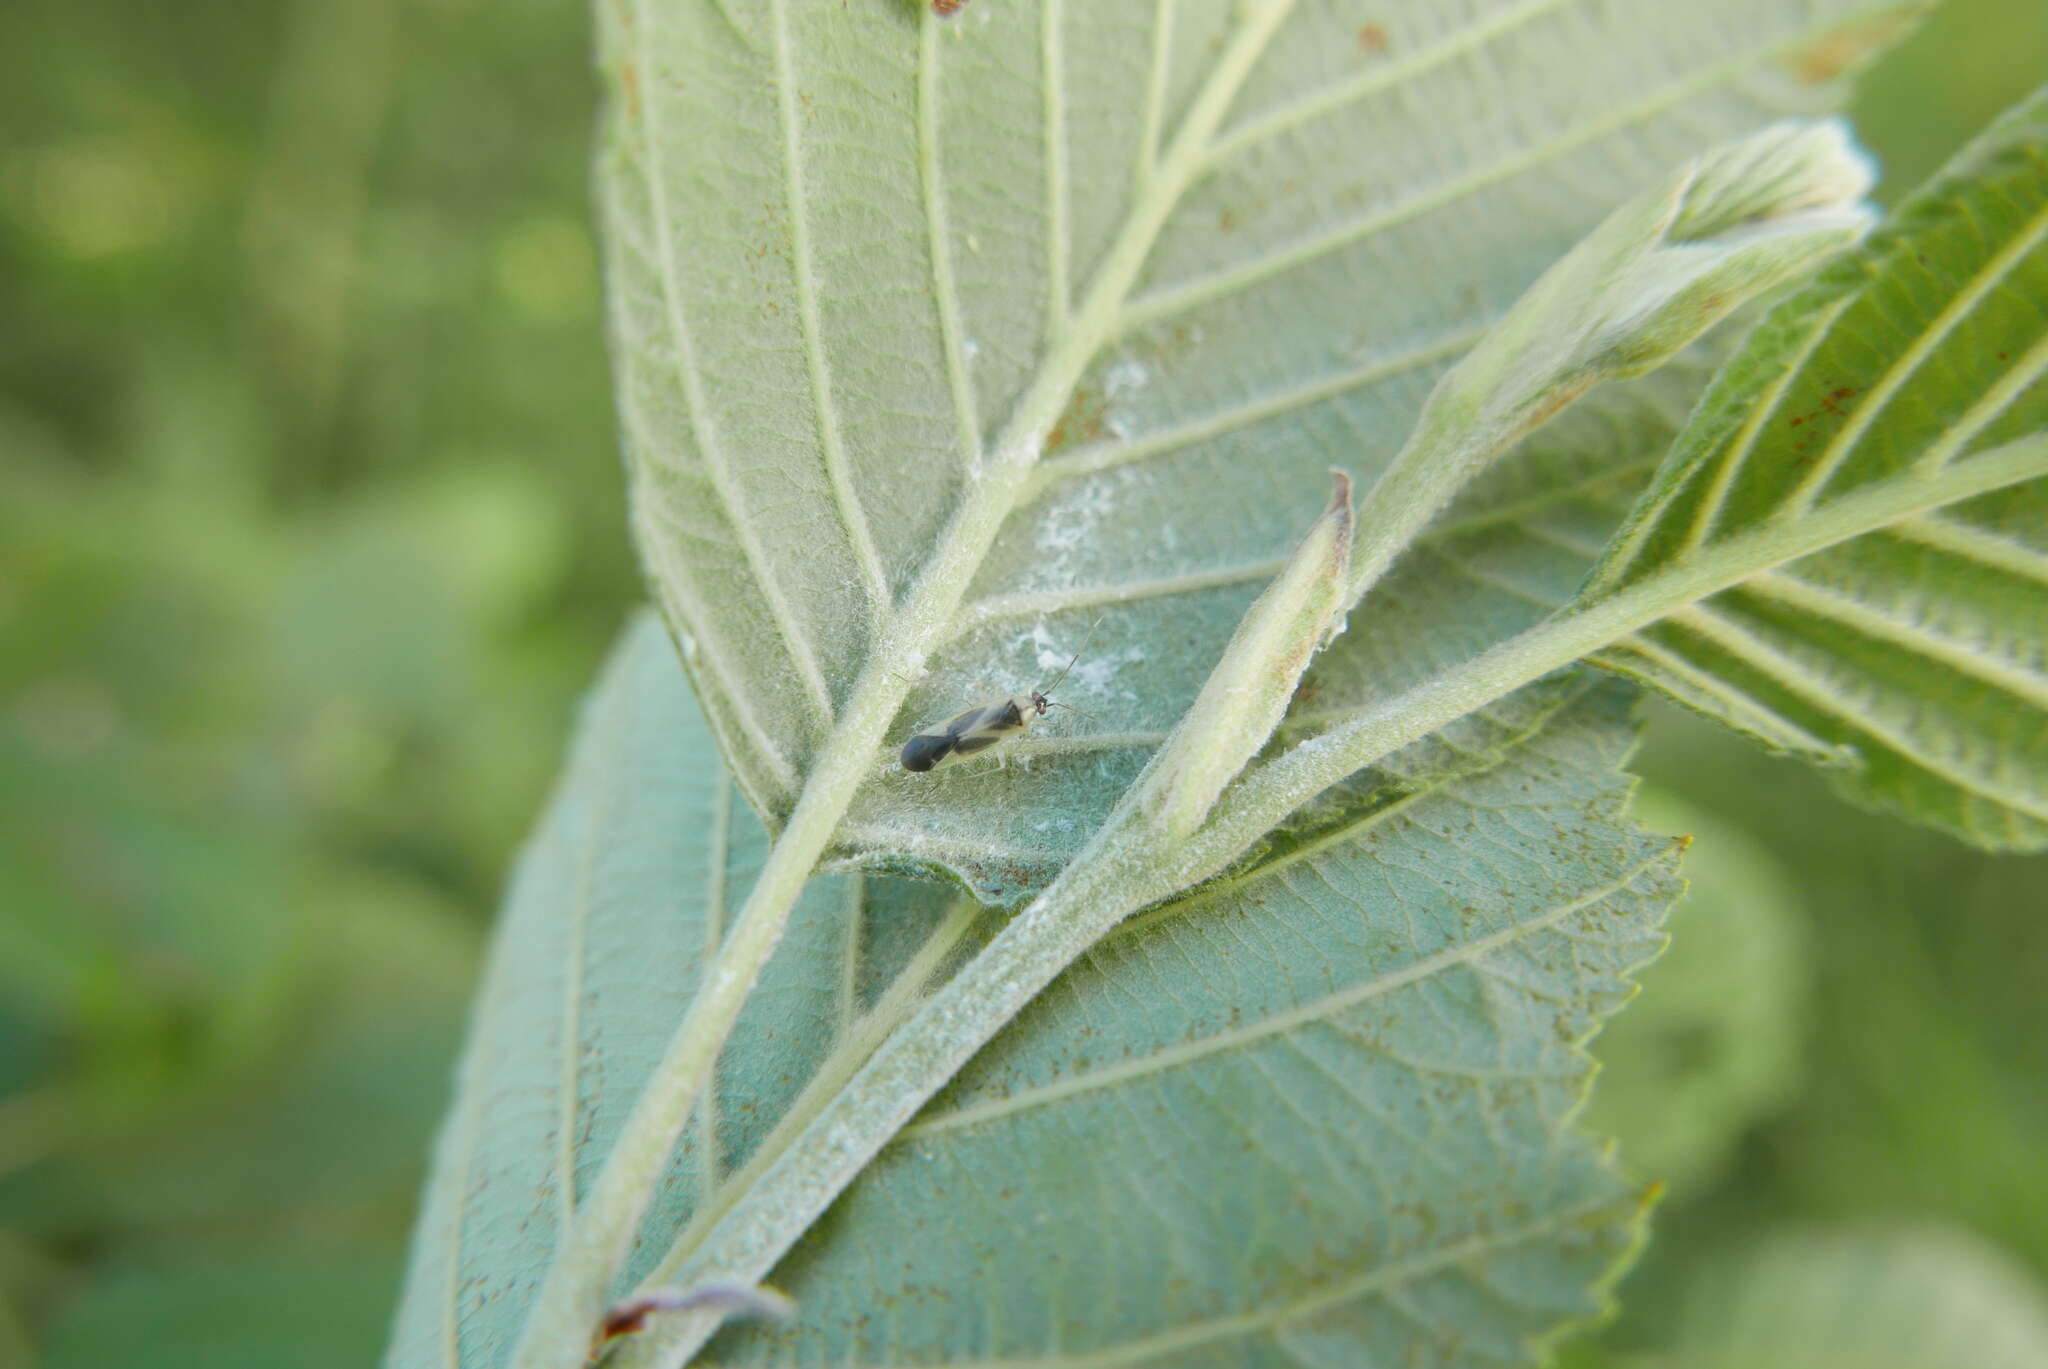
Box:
[596,1281,797,1356]
[1133,471,1356,839]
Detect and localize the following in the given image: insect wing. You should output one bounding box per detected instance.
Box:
[899,699,1023,773]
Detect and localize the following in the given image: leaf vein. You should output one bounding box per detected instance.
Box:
[1676,294,1855,558]
[1782,195,2048,513]
[1043,0,1070,335]
[1670,603,2048,820]
[771,0,892,621]
[695,775,734,1197]
[627,0,837,725]
[1592,634,1845,757]
[1889,512,2048,586]
[1121,30,1816,335]
[1136,0,1171,186]
[897,854,1664,1140]
[1745,567,2048,709]
[1031,325,1482,492]
[1203,0,1576,168]
[919,13,983,466]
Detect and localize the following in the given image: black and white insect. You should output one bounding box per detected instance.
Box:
[898,625,1098,774]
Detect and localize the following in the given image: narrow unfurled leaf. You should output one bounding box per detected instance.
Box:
[1344,120,1877,604]
[1137,471,1351,837]
[1438,118,1873,442]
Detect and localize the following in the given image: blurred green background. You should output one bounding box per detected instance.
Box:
[1,2,2043,1365]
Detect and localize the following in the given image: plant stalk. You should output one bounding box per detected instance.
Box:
[509,8,1300,1363]
[611,431,2048,1369]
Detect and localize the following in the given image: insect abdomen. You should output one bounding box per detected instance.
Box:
[899,731,957,772]
[899,698,1029,773]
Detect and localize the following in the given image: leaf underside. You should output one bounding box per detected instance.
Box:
[387,617,1678,1369]
[602,0,1891,904]
[1586,86,2048,849]
[378,2,2009,1365]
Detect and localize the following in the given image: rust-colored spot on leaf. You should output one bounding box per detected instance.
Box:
[1357,23,1389,55]
[619,59,641,122]
[1043,386,1106,454]
[1818,384,1859,417]
[1783,10,1919,85]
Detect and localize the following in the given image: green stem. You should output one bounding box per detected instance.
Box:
[1199,433,2048,868]
[607,431,2048,1369]
[508,9,1298,1365]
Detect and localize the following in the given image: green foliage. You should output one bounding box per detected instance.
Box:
[0,0,637,1357]
[602,0,1890,905]
[1638,1225,2048,1369]
[1585,86,2048,847]
[390,618,1676,1368]
[393,8,2048,1369]
[1559,699,2048,1364]
[1586,788,1808,1196]
[4,2,2048,1369]
[40,1242,410,1369]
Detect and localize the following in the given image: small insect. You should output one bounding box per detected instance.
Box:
[932,0,968,16]
[899,624,1098,773]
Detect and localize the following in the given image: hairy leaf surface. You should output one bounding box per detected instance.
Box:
[1585,86,2048,847]
[388,617,1677,1369]
[600,0,1892,901]
[383,619,964,1368]
[383,3,2002,1365]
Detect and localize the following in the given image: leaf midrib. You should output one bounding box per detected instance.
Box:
[566,6,1954,1366]
[533,22,1316,1357]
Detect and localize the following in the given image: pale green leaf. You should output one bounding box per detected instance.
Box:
[382,618,964,1369]
[601,0,1901,902]
[1583,85,2048,848]
[387,4,1980,1364]
[1658,1226,2048,1369]
[1584,787,1808,1195]
[387,617,1680,1369]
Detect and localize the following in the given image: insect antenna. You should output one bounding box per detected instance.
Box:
[1036,616,1104,698]
[1045,699,1097,721]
